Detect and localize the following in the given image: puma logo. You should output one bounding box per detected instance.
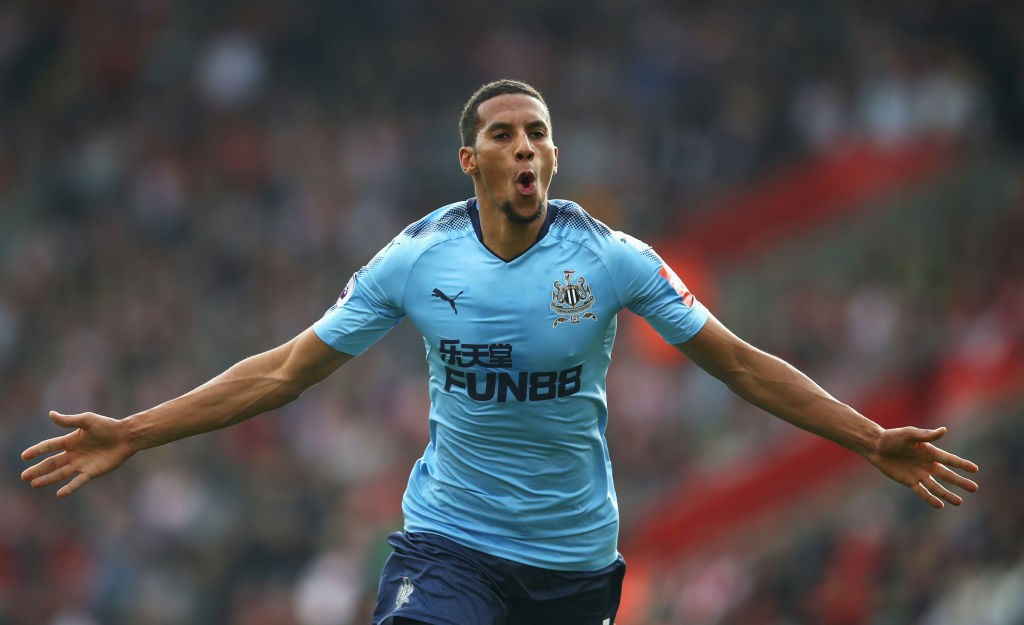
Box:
[432,288,463,314]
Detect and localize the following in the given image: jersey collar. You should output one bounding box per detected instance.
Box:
[467,198,558,262]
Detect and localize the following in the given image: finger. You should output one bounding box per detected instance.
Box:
[932,463,979,493]
[911,426,947,443]
[20,451,69,482]
[21,434,71,461]
[49,411,95,428]
[21,411,91,461]
[912,481,944,509]
[932,449,979,474]
[924,475,963,507]
[57,472,92,499]
[28,463,78,489]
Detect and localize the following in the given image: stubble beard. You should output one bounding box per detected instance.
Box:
[498,198,545,225]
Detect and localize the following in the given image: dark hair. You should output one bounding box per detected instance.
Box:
[459,79,548,147]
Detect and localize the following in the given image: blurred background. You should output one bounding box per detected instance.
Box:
[2,1,1023,623]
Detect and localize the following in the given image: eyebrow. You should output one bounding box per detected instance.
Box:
[483,119,550,134]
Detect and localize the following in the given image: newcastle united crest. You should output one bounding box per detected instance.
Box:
[551,270,598,327]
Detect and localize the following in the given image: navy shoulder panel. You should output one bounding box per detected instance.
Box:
[402,201,473,239]
[549,200,613,238]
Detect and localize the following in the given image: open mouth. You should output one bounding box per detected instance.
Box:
[516,171,537,195]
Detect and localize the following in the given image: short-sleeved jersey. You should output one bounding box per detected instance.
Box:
[314,198,709,571]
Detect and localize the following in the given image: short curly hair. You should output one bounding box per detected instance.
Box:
[458,79,549,147]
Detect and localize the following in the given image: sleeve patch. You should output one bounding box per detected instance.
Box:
[659,263,695,307]
[333,274,356,308]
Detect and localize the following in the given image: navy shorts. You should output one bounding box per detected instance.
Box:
[372,531,625,625]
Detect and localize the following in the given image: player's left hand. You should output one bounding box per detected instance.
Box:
[866,426,979,508]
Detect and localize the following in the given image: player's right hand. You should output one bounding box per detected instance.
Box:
[21,411,135,498]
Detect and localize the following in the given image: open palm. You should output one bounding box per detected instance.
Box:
[21,411,135,498]
[867,426,979,508]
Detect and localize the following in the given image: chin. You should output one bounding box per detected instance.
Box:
[499,199,545,224]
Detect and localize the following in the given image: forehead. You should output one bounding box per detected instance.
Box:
[476,93,550,129]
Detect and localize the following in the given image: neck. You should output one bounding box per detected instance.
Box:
[476,198,547,261]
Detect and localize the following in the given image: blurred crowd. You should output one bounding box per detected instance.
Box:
[2,1,1023,624]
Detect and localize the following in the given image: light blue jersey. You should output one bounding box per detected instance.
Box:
[314,199,709,571]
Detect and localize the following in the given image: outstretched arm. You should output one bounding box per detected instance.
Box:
[21,327,353,498]
[676,315,979,508]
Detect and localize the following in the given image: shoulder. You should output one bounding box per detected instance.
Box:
[401,200,475,242]
[361,200,475,274]
[549,199,614,241]
[549,199,660,264]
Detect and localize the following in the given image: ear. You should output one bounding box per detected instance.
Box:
[552,144,558,175]
[459,146,477,175]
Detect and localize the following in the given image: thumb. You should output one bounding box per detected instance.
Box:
[911,426,947,442]
[49,411,95,429]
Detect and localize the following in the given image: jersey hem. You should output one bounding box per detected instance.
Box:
[403,523,620,572]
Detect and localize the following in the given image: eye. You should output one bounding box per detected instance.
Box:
[493,132,510,140]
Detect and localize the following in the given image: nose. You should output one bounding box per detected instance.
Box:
[514,132,534,161]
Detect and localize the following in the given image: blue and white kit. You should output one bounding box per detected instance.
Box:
[313,198,709,572]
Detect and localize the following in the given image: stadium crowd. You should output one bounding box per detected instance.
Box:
[1,1,1022,624]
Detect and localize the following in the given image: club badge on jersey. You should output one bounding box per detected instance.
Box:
[550,269,598,328]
